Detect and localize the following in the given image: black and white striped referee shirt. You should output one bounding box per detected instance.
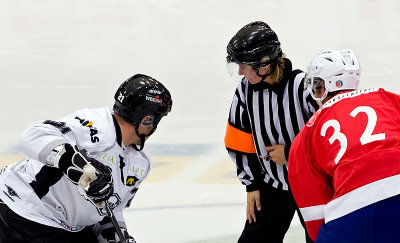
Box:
[225,58,319,191]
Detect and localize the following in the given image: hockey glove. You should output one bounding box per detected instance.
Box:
[49,143,114,203]
[98,226,136,243]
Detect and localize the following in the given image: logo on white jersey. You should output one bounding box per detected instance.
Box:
[75,116,100,143]
[2,184,21,202]
[59,221,81,232]
[129,165,146,177]
[126,176,139,186]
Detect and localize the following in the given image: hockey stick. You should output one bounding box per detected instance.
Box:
[79,165,127,243]
[104,200,127,243]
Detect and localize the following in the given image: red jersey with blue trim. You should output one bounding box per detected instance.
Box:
[288,88,400,241]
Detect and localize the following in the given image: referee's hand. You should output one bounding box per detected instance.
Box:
[246,190,261,224]
[265,144,287,165]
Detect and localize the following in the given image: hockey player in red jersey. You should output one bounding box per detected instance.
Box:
[0,74,172,243]
[288,49,400,242]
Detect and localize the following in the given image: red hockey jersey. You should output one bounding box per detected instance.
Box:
[288,88,400,241]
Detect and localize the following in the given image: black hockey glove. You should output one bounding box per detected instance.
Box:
[58,144,114,203]
[99,226,136,243]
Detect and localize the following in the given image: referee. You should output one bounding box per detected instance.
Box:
[224,21,318,243]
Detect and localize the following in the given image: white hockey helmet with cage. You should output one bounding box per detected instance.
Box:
[304,49,360,101]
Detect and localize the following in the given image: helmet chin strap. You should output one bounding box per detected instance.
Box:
[132,125,156,151]
[255,63,277,82]
[133,126,147,151]
[132,126,145,151]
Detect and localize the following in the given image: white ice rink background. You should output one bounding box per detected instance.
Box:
[1,0,400,242]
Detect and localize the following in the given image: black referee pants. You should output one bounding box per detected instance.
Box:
[238,184,313,243]
[0,200,98,243]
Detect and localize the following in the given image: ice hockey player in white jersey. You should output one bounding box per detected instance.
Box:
[0,74,172,243]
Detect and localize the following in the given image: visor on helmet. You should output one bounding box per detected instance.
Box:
[304,76,327,101]
[226,56,273,82]
[226,60,245,82]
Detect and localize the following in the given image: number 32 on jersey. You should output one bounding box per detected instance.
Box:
[320,106,386,164]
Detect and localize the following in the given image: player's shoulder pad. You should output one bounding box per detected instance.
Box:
[65,108,116,150]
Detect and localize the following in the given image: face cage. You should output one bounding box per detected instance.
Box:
[304,76,328,102]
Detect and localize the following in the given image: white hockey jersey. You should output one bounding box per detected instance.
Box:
[0,107,151,232]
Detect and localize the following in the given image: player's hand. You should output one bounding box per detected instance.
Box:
[265,144,287,165]
[246,190,261,224]
[59,144,114,203]
[98,226,136,243]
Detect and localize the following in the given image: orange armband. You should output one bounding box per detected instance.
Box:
[224,123,256,153]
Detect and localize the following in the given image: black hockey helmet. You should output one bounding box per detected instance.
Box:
[227,21,282,68]
[113,74,172,129]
